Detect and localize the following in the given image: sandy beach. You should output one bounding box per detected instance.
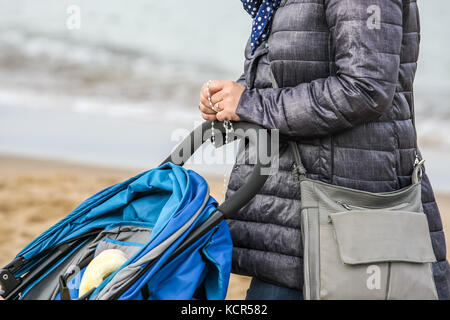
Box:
[0,154,449,300]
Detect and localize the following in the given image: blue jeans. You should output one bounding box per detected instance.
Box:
[245,278,304,300]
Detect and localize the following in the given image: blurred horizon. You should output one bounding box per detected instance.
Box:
[0,0,449,191]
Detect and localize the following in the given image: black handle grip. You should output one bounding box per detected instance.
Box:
[161,121,273,216]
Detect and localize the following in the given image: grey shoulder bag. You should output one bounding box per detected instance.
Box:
[289,140,438,300]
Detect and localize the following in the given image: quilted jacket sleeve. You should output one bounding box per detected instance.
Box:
[236,73,247,87]
[236,0,403,138]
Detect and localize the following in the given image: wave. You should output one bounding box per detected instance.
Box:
[0,27,233,116]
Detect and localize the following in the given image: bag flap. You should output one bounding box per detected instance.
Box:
[329,210,436,265]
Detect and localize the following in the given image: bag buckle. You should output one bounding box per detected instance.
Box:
[292,164,306,181]
[412,156,425,185]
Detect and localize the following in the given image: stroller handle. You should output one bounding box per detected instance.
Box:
[161,121,273,217]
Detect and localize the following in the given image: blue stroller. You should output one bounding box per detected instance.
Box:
[0,122,272,300]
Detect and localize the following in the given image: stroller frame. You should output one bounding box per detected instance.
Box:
[0,121,273,300]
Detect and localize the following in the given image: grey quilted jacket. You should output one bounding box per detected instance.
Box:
[226,0,450,299]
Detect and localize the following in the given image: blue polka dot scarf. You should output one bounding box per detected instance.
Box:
[240,0,281,54]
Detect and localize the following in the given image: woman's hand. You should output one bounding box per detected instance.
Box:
[199,80,245,122]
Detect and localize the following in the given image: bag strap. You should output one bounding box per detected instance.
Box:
[411,99,425,175]
[288,141,307,180]
[270,71,306,180]
[410,87,426,182]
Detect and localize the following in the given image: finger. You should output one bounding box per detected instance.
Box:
[218,110,240,122]
[213,102,224,112]
[199,96,216,112]
[200,81,219,100]
[199,102,216,115]
[216,111,230,122]
[208,80,228,95]
[202,112,217,121]
[200,82,215,104]
[210,90,225,106]
[200,83,209,100]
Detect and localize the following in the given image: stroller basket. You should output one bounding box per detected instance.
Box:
[0,121,273,300]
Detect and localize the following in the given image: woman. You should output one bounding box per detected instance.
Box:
[199,0,450,300]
